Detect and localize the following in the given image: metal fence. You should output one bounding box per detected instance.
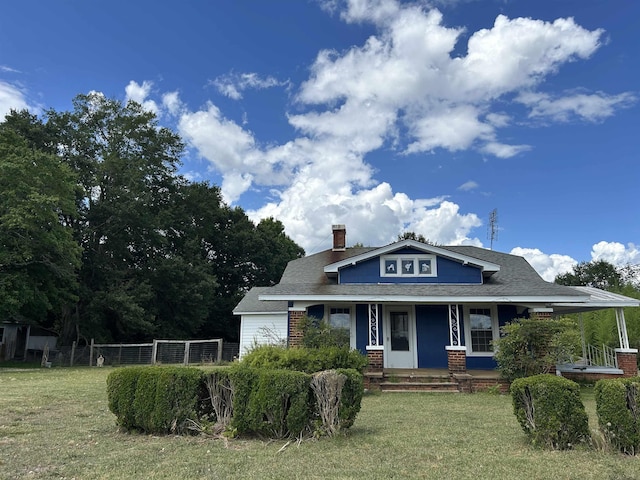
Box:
[41,339,239,367]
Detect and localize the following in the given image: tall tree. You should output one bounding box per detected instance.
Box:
[47,93,185,342]
[554,260,623,291]
[0,126,81,326]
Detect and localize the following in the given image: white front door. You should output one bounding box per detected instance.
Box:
[385,307,416,368]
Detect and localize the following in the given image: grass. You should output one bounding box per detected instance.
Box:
[1,367,640,480]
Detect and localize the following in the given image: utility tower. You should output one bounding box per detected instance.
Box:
[488,209,498,250]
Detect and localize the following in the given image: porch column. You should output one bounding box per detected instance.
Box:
[446,304,466,374]
[288,308,306,347]
[615,308,638,377]
[365,303,384,370]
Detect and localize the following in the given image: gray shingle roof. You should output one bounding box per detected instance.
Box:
[250,245,585,303]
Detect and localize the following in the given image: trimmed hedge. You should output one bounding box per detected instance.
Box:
[335,368,364,429]
[240,345,368,373]
[107,366,204,434]
[202,366,364,438]
[510,374,589,449]
[108,365,365,439]
[595,377,640,454]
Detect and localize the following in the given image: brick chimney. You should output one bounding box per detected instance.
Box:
[332,224,346,251]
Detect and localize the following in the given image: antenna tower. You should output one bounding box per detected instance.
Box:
[488,209,498,250]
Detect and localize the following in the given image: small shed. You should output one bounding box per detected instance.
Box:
[0,323,58,361]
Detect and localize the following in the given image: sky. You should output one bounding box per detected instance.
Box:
[1,0,639,281]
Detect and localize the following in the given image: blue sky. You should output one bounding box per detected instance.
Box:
[1,0,638,280]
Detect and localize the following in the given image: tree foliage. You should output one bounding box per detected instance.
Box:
[494,317,579,381]
[0,95,304,346]
[0,125,81,325]
[555,259,623,291]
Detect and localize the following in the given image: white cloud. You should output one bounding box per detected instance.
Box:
[212,72,289,100]
[518,90,636,122]
[157,1,628,253]
[0,80,33,120]
[458,180,478,191]
[510,247,577,282]
[591,241,640,266]
[125,80,160,114]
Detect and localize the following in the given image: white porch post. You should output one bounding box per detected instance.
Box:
[616,308,630,350]
[367,303,380,347]
[614,308,638,377]
[365,303,383,370]
[447,304,462,347]
[446,304,466,374]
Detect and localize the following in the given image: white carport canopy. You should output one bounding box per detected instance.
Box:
[551,286,640,350]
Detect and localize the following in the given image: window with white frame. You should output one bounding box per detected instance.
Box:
[380,254,437,278]
[329,307,350,329]
[464,306,498,355]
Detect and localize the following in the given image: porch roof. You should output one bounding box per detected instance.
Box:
[551,286,640,313]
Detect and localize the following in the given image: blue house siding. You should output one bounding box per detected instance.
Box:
[415,305,449,368]
[339,249,482,284]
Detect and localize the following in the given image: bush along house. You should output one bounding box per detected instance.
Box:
[234,225,640,392]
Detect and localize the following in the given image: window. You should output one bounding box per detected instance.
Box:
[380,254,437,277]
[329,307,350,329]
[464,306,498,355]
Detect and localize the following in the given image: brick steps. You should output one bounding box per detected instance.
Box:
[380,381,460,392]
[379,371,460,392]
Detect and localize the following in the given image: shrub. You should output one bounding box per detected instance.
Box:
[299,315,350,348]
[335,368,364,429]
[494,317,579,381]
[107,366,204,434]
[310,368,364,435]
[232,367,311,438]
[510,374,589,449]
[106,366,145,430]
[595,377,640,454]
[202,367,235,431]
[241,345,368,373]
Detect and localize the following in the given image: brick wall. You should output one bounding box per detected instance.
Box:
[617,351,639,377]
[367,349,383,371]
[288,310,305,347]
[447,349,466,374]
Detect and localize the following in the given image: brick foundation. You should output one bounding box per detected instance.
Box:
[616,350,639,377]
[447,348,466,374]
[367,349,384,371]
[288,310,305,347]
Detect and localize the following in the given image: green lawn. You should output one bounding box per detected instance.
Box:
[1,367,639,480]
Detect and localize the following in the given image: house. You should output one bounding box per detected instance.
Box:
[234,225,640,390]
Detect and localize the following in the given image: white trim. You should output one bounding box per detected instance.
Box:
[233,310,288,316]
[366,345,384,351]
[463,304,499,357]
[288,306,307,312]
[615,348,639,354]
[323,239,501,274]
[260,294,587,303]
[529,307,553,313]
[380,254,437,278]
[445,345,467,351]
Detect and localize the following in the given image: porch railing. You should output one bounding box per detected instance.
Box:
[584,344,618,369]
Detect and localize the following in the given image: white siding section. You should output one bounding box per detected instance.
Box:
[239,313,288,358]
